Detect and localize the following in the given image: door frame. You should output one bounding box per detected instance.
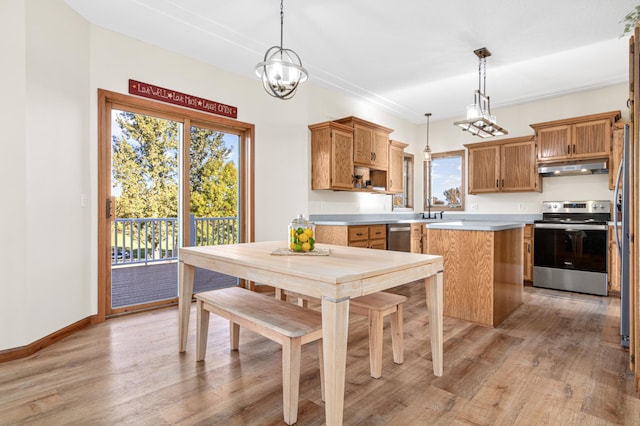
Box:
[97,89,255,320]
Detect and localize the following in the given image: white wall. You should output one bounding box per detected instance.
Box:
[0,0,91,350]
[0,0,629,351]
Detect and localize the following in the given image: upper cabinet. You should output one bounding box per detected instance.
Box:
[610,122,627,190]
[309,121,354,190]
[388,140,408,194]
[465,135,541,194]
[335,116,393,170]
[530,111,621,163]
[310,116,404,193]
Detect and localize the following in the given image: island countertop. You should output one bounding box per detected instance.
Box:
[426,221,524,231]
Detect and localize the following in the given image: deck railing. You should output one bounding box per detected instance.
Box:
[111,215,239,265]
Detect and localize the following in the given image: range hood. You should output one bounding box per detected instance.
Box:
[538,160,608,177]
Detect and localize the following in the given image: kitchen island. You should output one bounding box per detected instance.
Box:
[426,221,524,327]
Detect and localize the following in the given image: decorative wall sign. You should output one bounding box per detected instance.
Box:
[128,79,238,119]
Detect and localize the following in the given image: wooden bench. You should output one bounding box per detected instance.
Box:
[195,286,324,426]
[275,289,408,379]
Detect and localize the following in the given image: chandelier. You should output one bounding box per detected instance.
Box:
[255,0,308,100]
[453,47,507,138]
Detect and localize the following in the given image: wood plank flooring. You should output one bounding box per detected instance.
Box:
[0,283,638,425]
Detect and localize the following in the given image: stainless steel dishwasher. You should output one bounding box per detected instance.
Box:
[387,223,411,252]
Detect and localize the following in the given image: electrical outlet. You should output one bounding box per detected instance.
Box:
[518,203,525,211]
[470,203,478,211]
[80,193,87,208]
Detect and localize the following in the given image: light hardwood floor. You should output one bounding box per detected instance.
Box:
[0,284,638,425]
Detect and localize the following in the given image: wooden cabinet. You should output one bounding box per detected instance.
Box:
[410,223,422,253]
[530,111,621,163]
[426,227,523,327]
[388,140,408,194]
[309,121,354,190]
[609,225,621,294]
[465,136,541,194]
[523,224,533,282]
[610,122,627,189]
[335,116,392,170]
[315,224,387,250]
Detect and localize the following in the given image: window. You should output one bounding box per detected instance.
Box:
[393,153,414,211]
[424,150,465,211]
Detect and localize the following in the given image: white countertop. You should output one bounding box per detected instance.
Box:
[426,221,525,231]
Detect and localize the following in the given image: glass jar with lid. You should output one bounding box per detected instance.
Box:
[288,214,316,252]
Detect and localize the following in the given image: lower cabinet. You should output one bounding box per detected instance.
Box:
[523,224,533,282]
[609,225,621,294]
[410,223,423,253]
[315,224,387,249]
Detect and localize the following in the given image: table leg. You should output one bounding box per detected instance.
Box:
[321,296,350,426]
[425,271,444,376]
[179,261,195,352]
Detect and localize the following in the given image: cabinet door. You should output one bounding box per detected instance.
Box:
[331,128,355,189]
[537,125,571,161]
[610,124,625,189]
[573,119,610,159]
[468,145,500,194]
[353,123,373,165]
[523,239,533,281]
[371,129,389,169]
[501,140,539,192]
[388,143,404,193]
[608,226,621,293]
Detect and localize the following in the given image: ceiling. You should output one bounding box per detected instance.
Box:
[64,0,637,124]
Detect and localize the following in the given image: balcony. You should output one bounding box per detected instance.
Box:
[111,215,239,309]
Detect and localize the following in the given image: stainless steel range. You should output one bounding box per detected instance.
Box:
[533,200,610,296]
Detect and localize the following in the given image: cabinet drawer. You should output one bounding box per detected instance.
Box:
[523,224,533,238]
[369,225,386,240]
[349,240,369,248]
[348,226,369,242]
[369,239,387,250]
[410,223,422,238]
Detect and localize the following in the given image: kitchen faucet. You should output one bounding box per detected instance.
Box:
[422,199,444,220]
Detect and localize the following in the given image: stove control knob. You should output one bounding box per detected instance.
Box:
[552,203,558,209]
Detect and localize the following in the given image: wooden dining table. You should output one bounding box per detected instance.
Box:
[178,241,444,426]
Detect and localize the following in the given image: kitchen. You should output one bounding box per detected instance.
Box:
[2,0,640,424]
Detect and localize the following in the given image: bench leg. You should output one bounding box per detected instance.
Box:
[369,310,383,379]
[196,299,209,361]
[230,322,240,351]
[390,304,404,365]
[282,337,302,425]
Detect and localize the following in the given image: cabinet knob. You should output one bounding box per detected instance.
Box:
[496,179,499,188]
[567,144,570,154]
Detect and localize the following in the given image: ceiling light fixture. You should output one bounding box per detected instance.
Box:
[424,113,432,163]
[453,47,507,138]
[255,0,308,100]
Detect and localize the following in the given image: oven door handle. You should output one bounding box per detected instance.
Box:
[534,223,608,231]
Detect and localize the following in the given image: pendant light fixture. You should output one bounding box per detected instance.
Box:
[255,0,308,100]
[453,47,507,138]
[423,113,432,163]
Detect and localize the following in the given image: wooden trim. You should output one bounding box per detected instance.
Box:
[0,316,97,363]
[463,135,534,150]
[529,110,621,130]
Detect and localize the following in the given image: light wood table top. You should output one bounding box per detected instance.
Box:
[178,241,444,426]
